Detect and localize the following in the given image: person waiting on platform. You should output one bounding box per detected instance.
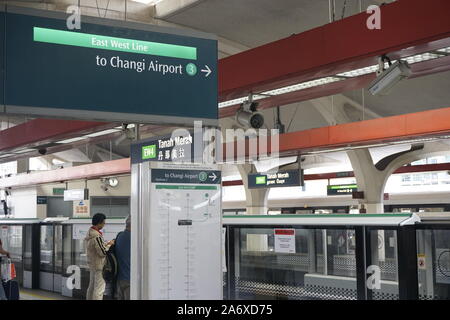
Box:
[115,215,131,300]
[0,238,10,258]
[85,213,114,300]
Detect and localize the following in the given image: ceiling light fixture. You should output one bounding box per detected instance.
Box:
[131,0,162,5]
[84,129,120,138]
[56,136,88,144]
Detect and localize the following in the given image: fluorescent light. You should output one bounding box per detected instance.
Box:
[131,0,162,4]
[84,129,120,138]
[437,47,450,54]
[114,124,136,129]
[0,154,14,158]
[337,65,381,78]
[14,149,35,154]
[56,136,88,144]
[261,77,340,96]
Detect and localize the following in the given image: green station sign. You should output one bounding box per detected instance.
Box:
[248,170,302,189]
[327,184,358,196]
[2,7,218,125]
[33,27,197,60]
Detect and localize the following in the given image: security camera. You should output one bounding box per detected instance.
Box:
[241,100,259,113]
[235,110,265,129]
[368,59,411,95]
[100,178,110,192]
[38,148,47,155]
[114,124,136,146]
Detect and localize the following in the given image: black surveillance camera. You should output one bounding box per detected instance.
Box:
[38,148,47,155]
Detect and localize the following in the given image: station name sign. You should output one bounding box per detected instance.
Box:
[132,131,202,164]
[1,7,218,125]
[248,170,302,189]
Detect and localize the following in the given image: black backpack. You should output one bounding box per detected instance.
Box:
[103,232,122,282]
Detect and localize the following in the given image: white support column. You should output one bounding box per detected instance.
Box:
[16,158,30,174]
[237,164,269,215]
[347,149,385,213]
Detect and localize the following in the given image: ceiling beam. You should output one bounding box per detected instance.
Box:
[0,158,130,188]
[218,0,450,101]
[0,119,113,152]
[221,106,450,161]
[154,0,207,19]
[2,156,450,189]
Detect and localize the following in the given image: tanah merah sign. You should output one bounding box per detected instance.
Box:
[248,170,301,189]
[1,6,218,125]
[133,132,197,164]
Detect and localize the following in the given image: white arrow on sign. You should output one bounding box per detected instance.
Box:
[209,172,217,181]
[201,65,212,77]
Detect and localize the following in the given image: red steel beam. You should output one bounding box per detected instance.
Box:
[219,56,450,118]
[222,107,450,160]
[218,0,450,101]
[0,158,131,188]
[0,118,112,152]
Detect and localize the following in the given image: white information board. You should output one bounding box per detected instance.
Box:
[274,229,296,253]
[148,164,222,299]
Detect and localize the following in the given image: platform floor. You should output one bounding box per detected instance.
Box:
[19,288,77,300]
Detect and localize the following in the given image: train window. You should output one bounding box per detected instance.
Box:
[314,209,333,214]
[393,208,416,213]
[349,206,359,214]
[419,207,445,212]
[295,209,313,214]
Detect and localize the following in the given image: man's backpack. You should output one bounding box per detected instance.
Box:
[103,232,122,282]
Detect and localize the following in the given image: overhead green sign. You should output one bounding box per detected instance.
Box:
[327,184,358,196]
[33,27,197,60]
[248,170,302,189]
[3,7,218,125]
[53,188,65,196]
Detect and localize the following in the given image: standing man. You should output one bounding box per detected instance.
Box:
[0,238,10,258]
[85,213,114,300]
[115,215,131,300]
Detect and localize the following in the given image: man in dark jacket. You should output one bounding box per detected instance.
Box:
[115,215,131,300]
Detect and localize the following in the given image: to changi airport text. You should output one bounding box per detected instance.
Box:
[95,55,183,75]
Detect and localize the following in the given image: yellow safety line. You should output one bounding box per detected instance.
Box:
[19,290,58,301]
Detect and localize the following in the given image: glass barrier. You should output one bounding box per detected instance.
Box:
[226,227,359,300]
[417,229,450,300]
[0,225,23,286]
[40,225,54,273]
[367,229,399,300]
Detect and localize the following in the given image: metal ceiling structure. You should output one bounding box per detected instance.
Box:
[0,0,449,167]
